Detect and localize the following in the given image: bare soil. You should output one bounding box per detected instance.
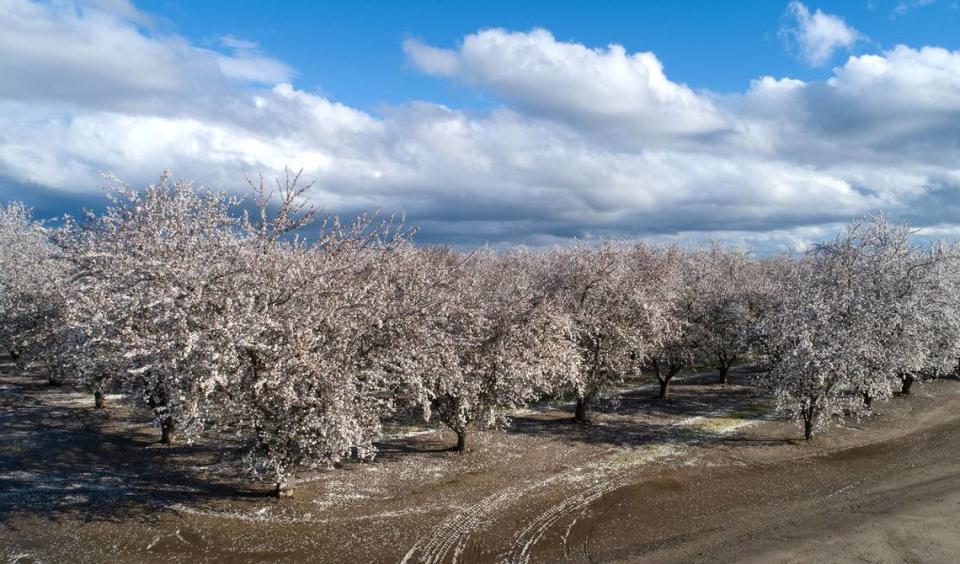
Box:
[2,356,960,563]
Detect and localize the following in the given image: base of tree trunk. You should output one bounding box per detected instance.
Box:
[160,418,175,444]
[658,379,670,400]
[901,376,915,395]
[274,479,294,498]
[718,367,729,385]
[804,419,814,441]
[574,397,587,422]
[456,429,468,454]
[94,390,105,409]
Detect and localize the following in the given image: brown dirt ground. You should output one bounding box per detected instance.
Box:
[2,357,960,564]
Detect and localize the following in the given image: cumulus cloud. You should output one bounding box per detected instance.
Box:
[404,28,730,144]
[1,1,960,253]
[0,0,291,112]
[744,45,960,164]
[782,1,863,66]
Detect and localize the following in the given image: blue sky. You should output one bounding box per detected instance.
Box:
[2,0,960,251]
[136,0,959,110]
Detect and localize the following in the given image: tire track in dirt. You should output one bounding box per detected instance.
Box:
[400,443,678,564]
[412,393,957,564]
[401,474,576,564]
[399,448,578,564]
[401,396,768,564]
[505,467,646,564]
[504,411,766,564]
[401,446,676,564]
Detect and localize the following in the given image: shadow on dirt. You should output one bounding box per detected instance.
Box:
[0,359,793,525]
[0,360,269,525]
[504,367,791,450]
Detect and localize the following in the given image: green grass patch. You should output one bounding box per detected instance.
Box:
[696,400,773,433]
[380,423,436,436]
[603,443,681,469]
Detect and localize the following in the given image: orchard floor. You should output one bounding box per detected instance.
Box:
[3,359,960,563]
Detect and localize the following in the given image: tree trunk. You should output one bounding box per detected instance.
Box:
[456,429,468,454]
[862,391,873,410]
[9,350,18,361]
[718,365,730,385]
[574,396,587,422]
[94,389,105,409]
[658,378,670,399]
[274,476,294,498]
[804,417,814,441]
[160,417,176,444]
[901,375,915,395]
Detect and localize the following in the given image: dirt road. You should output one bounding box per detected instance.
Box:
[2,358,960,563]
[548,410,960,563]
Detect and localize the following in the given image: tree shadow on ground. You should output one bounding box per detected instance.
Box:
[375,436,455,458]
[0,366,270,525]
[368,366,792,459]
[0,358,792,521]
[503,366,791,451]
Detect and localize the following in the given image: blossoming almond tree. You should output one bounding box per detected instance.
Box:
[219,174,416,495]
[687,245,763,385]
[408,248,579,452]
[759,257,873,440]
[0,202,72,384]
[545,241,678,420]
[647,247,705,400]
[56,174,248,442]
[760,214,955,439]
[809,215,948,403]
[916,241,960,382]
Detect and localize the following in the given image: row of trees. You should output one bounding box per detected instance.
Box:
[1,173,957,494]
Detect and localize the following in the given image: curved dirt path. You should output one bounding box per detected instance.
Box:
[527,391,960,563]
[402,382,960,564]
[401,404,760,564]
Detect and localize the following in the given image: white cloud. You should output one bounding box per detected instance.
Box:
[783,1,863,66]
[892,0,936,18]
[1,1,960,253]
[402,37,459,75]
[214,36,294,84]
[743,45,960,162]
[0,0,291,110]
[404,28,730,143]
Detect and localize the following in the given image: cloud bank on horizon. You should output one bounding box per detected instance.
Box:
[1,0,960,252]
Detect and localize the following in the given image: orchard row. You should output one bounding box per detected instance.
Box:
[2,172,956,495]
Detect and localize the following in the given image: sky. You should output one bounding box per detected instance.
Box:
[2,0,960,251]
